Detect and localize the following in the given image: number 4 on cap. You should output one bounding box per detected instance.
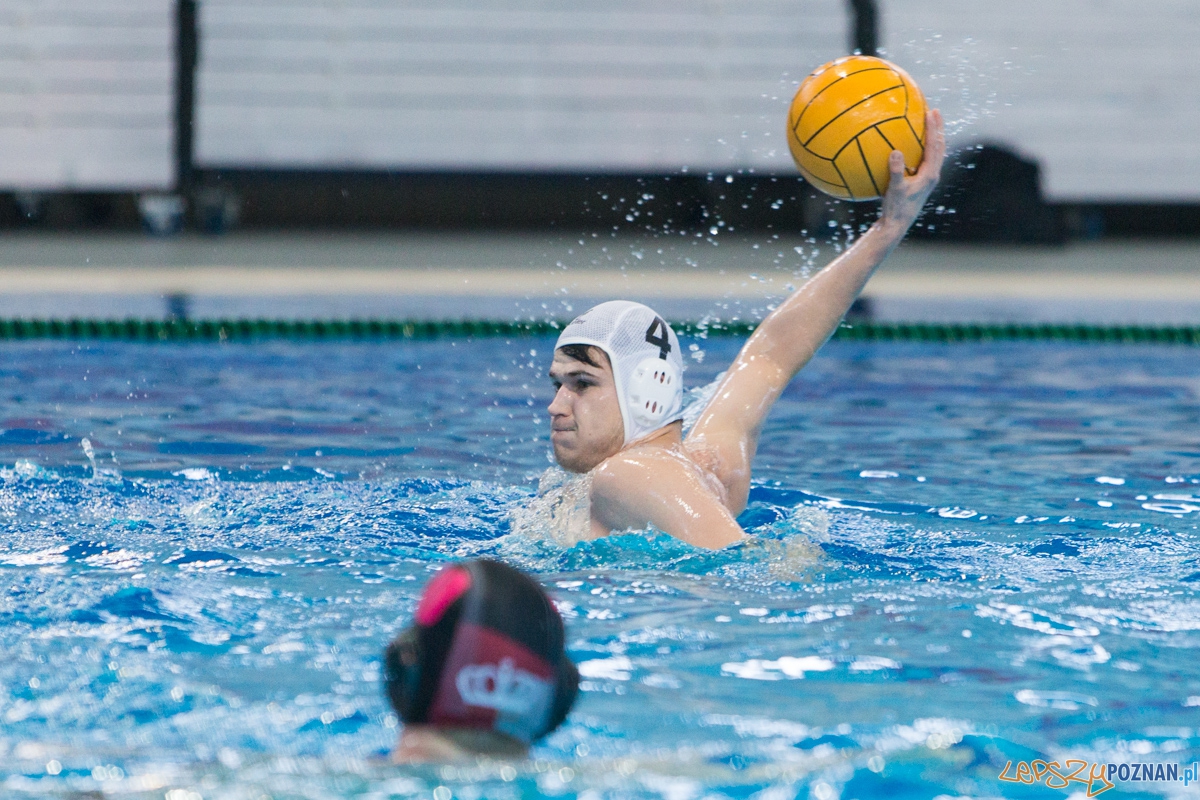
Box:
[645,317,671,360]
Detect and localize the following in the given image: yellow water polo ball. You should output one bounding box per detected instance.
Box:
[786,55,927,201]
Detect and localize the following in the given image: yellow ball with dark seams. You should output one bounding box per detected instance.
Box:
[787,55,927,201]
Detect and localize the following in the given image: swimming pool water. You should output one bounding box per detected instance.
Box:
[1,337,1198,799]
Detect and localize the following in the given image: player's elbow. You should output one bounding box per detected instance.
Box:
[668,500,747,550]
[685,520,748,550]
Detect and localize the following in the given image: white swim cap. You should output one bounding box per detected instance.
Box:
[555,300,684,445]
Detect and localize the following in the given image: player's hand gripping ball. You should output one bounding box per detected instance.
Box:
[787,55,927,201]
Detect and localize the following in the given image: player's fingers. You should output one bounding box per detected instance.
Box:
[917,109,945,180]
[929,109,946,161]
[889,149,905,181]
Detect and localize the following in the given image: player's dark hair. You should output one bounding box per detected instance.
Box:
[556,343,610,369]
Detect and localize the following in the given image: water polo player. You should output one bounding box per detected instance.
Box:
[382,559,579,761]
[547,110,945,548]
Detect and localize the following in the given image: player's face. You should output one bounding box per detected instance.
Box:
[547,349,624,473]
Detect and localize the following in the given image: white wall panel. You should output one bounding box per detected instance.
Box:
[885,0,1200,200]
[0,0,175,190]
[194,0,847,171]
[198,0,1200,200]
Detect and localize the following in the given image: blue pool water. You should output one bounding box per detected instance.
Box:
[1,337,1198,799]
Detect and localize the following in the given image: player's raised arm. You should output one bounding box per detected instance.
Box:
[687,109,945,513]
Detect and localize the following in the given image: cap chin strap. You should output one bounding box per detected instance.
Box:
[626,356,682,435]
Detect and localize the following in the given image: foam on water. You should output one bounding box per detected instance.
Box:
[0,339,1198,799]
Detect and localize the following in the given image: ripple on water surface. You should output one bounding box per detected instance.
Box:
[0,339,1198,799]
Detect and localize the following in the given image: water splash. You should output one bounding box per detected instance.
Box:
[81,436,96,479]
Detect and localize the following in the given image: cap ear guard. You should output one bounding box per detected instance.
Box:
[542,655,580,738]
[383,627,425,723]
[383,592,465,725]
[627,356,681,430]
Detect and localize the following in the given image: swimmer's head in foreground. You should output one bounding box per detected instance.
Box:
[383,558,579,762]
[549,300,684,473]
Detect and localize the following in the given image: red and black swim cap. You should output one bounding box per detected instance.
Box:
[383,559,579,744]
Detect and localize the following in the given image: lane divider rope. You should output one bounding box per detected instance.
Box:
[0,318,1195,344]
